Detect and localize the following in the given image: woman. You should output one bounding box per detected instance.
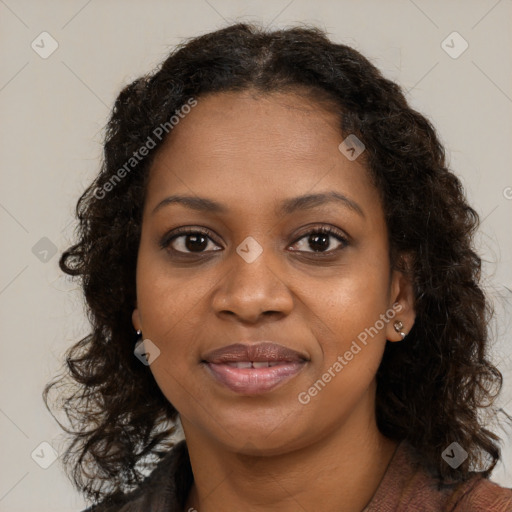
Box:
[43,22,512,511]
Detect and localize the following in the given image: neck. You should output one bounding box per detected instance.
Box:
[182,386,399,512]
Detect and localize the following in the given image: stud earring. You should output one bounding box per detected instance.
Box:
[393,321,406,340]
[136,329,142,338]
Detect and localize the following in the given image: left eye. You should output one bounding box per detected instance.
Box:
[290,227,348,254]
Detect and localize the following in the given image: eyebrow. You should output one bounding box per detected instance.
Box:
[151,191,365,218]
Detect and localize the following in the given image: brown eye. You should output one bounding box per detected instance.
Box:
[160,228,222,254]
[290,226,349,254]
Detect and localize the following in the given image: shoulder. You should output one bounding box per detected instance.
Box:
[448,475,512,512]
[364,439,512,512]
[401,441,512,512]
[403,441,512,512]
[79,440,191,512]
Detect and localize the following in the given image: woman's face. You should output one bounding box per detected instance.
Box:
[132,90,414,454]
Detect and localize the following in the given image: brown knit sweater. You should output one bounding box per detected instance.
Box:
[82,439,512,511]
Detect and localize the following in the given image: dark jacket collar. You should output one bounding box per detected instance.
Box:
[84,439,193,511]
[147,439,193,510]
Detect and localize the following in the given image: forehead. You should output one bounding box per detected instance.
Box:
[145,91,379,219]
[159,91,340,158]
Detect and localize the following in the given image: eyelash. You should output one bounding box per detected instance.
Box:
[159,225,349,257]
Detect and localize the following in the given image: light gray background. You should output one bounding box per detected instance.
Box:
[1,1,511,510]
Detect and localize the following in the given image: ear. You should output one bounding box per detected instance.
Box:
[132,308,142,332]
[385,266,416,343]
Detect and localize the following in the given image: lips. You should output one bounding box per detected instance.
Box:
[202,342,308,364]
[201,342,309,394]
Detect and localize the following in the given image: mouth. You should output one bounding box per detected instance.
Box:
[201,342,309,395]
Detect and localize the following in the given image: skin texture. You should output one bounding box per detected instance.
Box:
[131,90,416,512]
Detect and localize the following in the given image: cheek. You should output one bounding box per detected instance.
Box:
[135,252,197,361]
[135,239,209,333]
[134,246,229,384]
[303,259,391,391]
[309,261,391,345]
[303,293,389,417]
[136,266,202,410]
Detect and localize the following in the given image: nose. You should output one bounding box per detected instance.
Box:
[211,241,294,324]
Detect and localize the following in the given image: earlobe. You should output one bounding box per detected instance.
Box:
[386,307,413,342]
[132,309,141,332]
[387,267,416,342]
[392,320,406,340]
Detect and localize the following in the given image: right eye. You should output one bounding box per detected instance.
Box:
[160,228,222,254]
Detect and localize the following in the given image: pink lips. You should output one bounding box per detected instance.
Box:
[202,342,308,394]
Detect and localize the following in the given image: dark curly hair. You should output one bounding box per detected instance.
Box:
[43,21,508,505]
